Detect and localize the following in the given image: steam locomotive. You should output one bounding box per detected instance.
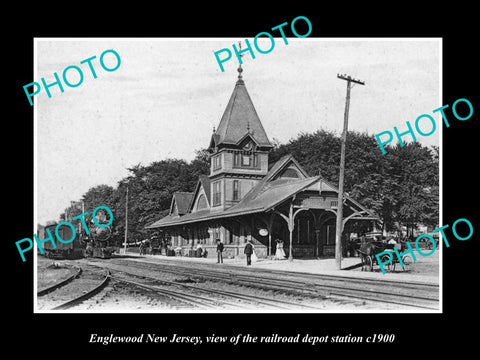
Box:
[41,207,117,259]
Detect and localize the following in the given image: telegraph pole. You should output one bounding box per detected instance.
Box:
[124,185,129,255]
[335,74,365,269]
[80,201,85,242]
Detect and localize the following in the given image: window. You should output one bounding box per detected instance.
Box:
[212,227,221,242]
[233,151,259,168]
[233,180,239,201]
[172,234,177,247]
[234,152,240,167]
[326,225,335,245]
[213,181,221,206]
[213,154,222,170]
[242,154,250,166]
[229,224,238,244]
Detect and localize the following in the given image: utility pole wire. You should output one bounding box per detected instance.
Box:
[335,73,365,270]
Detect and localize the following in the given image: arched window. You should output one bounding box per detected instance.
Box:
[196,194,208,210]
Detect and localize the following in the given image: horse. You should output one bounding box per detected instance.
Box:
[358,240,388,271]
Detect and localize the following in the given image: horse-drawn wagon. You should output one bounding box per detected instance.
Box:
[358,238,413,272]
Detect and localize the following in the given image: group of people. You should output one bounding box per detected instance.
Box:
[139,236,287,265]
[139,241,150,255]
[216,238,257,266]
[215,238,287,266]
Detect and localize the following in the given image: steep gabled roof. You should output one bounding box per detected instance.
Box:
[147,172,378,229]
[199,175,211,201]
[146,153,378,229]
[226,176,322,215]
[235,154,309,202]
[147,176,321,228]
[209,77,272,149]
[265,154,310,181]
[169,192,193,216]
[187,175,211,212]
[148,155,308,228]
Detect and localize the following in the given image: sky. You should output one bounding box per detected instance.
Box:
[35,38,441,225]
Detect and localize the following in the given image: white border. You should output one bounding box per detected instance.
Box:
[33,37,443,314]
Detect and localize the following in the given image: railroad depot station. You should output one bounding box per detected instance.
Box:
[146,66,379,260]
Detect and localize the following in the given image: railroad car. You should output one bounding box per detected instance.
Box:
[41,223,84,259]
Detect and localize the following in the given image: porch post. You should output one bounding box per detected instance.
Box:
[288,202,294,261]
[273,201,295,261]
[250,217,254,243]
[267,212,275,257]
[315,229,321,257]
[268,233,272,257]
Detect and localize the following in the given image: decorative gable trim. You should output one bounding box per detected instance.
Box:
[266,155,310,183]
[191,186,210,213]
[236,132,260,149]
[187,177,211,213]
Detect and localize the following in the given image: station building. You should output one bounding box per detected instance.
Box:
[146,66,378,259]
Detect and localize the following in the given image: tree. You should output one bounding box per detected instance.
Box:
[110,154,210,243]
[388,142,439,235]
[270,130,439,235]
[191,148,210,176]
[62,131,438,243]
[269,130,341,179]
[81,184,116,213]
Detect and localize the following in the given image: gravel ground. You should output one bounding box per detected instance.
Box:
[36,253,438,312]
[104,263,397,311]
[71,281,178,311]
[37,257,77,291]
[132,249,440,285]
[36,259,108,311]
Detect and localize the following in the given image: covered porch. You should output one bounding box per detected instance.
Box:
[149,177,378,260]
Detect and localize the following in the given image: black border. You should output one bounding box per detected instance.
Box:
[6,6,478,355]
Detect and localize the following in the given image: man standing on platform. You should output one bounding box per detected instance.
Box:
[244,240,253,266]
[216,239,224,263]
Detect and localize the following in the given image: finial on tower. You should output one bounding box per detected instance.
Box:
[237,41,244,80]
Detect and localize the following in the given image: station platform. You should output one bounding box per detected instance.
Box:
[119,250,440,285]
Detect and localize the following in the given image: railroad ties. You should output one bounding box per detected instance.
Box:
[36,257,439,311]
[86,257,439,311]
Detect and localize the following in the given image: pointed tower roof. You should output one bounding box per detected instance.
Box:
[209,68,272,149]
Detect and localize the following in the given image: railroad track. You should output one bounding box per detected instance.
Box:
[109,275,233,310]
[99,266,323,310]
[92,257,439,310]
[37,266,82,296]
[37,267,110,310]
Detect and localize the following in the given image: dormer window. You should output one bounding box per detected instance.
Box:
[243,141,253,151]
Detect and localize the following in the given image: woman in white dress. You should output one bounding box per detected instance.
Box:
[275,239,286,260]
[251,242,258,262]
